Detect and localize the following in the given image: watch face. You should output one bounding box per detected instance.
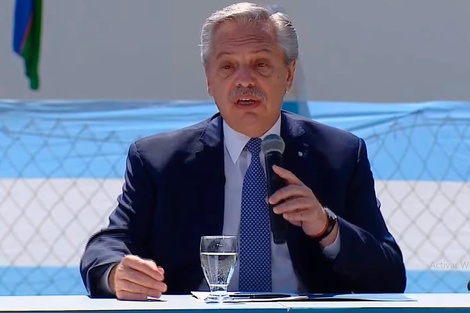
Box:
[325,207,337,219]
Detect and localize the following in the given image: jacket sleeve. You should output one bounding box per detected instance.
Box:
[79,142,156,297]
[331,138,407,293]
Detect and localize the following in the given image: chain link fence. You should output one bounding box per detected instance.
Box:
[0,101,469,295]
[363,107,470,292]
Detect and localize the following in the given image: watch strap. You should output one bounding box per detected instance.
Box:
[311,208,337,241]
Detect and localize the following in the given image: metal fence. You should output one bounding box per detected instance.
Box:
[362,108,470,293]
[0,101,469,295]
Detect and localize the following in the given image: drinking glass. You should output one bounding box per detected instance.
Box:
[200,235,238,303]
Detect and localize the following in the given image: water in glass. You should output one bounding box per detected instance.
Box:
[200,236,238,303]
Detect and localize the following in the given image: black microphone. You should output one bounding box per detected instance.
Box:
[261,134,288,244]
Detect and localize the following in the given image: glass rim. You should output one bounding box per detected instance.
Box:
[200,235,237,239]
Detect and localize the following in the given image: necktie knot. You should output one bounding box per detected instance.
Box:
[246,138,262,155]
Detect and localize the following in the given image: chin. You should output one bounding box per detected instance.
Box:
[240,120,270,138]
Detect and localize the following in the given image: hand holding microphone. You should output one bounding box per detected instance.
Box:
[262,134,338,245]
[261,134,288,244]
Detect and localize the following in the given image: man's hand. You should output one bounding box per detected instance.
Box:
[268,165,338,246]
[109,255,167,300]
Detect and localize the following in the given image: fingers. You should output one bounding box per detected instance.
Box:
[269,183,314,206]
[114,287,166,301]
[114,290,149,301]
[282,208,315,222]
[267,165,326,234]
[123,255,165,281]
[272,196,315,214]
[269,166,314,205]
[272,165,303,185]
[111,255,167,300]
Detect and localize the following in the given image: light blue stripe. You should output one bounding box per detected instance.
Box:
[0,267,86,296]
[1,100,469,181]
[0,267,467,295]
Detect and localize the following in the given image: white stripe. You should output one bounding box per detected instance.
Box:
[0,179,469,269]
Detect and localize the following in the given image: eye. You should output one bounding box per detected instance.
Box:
[257,62,268,68]
[218,63,235,77]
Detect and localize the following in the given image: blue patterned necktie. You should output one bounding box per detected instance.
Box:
[239,138,272,292]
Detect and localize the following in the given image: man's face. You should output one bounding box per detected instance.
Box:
[205,20,296,138]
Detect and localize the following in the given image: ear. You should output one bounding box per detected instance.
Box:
[285,59,297,92]
[205,68,213,96]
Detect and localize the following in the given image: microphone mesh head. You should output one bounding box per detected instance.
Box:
[261,134,285,154]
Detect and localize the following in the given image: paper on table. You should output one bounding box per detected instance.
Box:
[311,293,414,302]
[191,291,413,302]
[191,291,308,302]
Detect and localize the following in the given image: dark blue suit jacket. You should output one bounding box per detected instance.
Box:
[80,111,406,296]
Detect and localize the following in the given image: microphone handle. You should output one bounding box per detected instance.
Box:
[265,151,288,244]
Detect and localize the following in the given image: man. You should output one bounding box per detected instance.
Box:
[80,2,406,300]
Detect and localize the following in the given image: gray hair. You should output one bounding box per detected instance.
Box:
[200,2,299,67]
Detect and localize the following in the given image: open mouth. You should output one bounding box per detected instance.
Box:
[236,98,261,106]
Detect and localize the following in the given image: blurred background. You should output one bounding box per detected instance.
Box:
[1,0,469,295]
[2,0,470,101]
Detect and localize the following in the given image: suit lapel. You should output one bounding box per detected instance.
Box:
[193,114,225,235]
[281,112,325,202]
[281,112,309,185]
[280,112,324,266]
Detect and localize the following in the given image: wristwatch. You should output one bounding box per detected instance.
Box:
[311,207,337,241]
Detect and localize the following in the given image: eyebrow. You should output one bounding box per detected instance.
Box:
[215,48,273,60]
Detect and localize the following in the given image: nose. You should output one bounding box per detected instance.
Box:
[234,65,255,88]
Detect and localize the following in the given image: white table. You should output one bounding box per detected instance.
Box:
[0,294,468,313]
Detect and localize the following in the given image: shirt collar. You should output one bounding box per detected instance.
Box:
[223,115,282,164]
